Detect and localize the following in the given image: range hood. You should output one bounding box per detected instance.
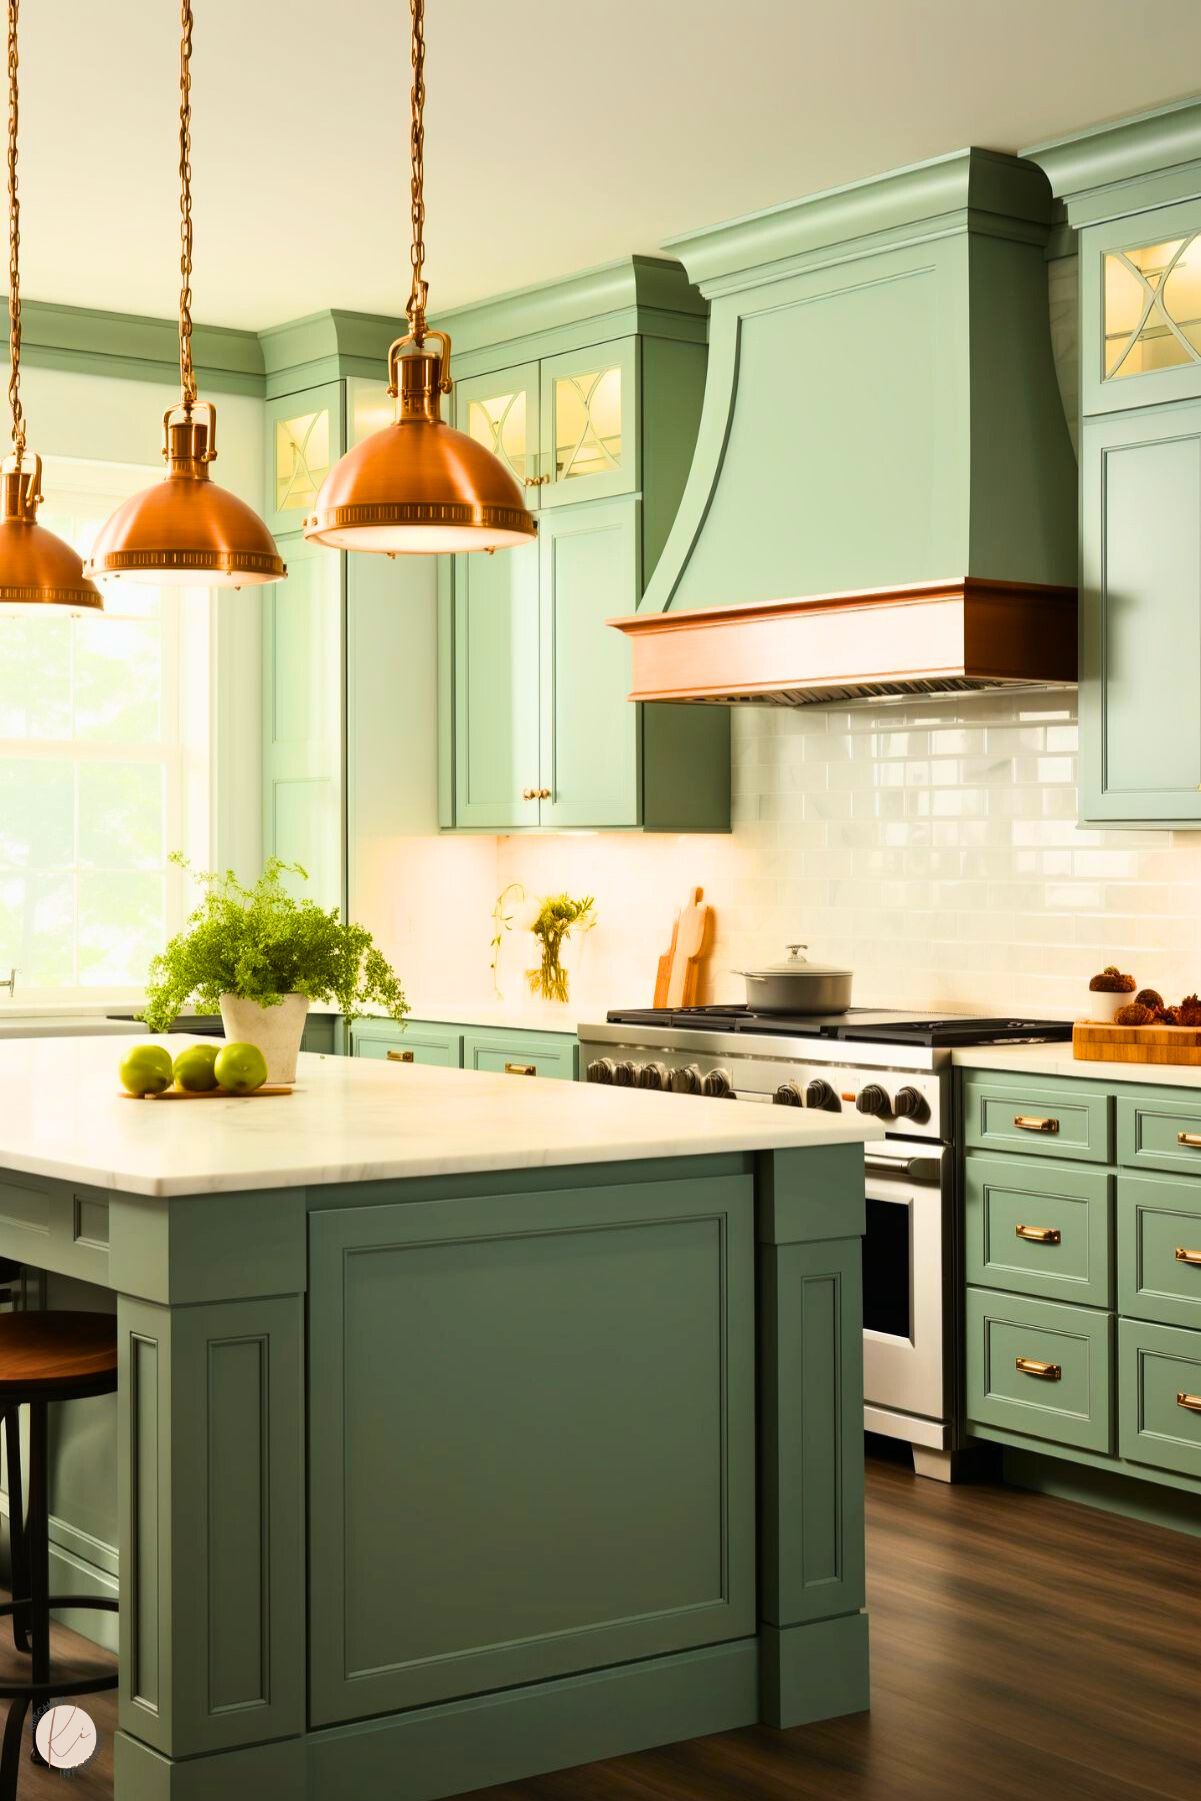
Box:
[612,150,1079,706]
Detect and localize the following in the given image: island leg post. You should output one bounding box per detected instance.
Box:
[756,1145,870,1728]
[113,1288,307,1798]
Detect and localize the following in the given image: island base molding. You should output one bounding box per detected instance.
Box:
[114,1623,869,1800]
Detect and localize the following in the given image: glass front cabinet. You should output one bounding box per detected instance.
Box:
[439,258,729,834]
[1082,198,1201,415]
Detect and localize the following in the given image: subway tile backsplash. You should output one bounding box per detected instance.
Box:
[492,691,1201,1020]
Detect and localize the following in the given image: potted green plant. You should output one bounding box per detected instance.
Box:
[142,856,408,1083]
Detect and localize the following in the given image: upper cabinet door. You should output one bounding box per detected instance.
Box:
[454,363,543,509]
[539,498,641,829]
[265,382,344,536]
[1083,200,1201,416]
[451,538,541,830]
[1080,401,1201,825]
[539,339,638,507]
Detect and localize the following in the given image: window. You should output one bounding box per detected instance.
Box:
[0,460,211,998]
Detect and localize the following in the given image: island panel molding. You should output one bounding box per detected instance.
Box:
[308,1173,756,1724]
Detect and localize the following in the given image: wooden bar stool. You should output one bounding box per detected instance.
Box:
[0,1312,118,1796]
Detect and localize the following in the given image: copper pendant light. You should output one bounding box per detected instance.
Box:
[86,1,284,590]
[304,0,535,557]
[0,0,101,611]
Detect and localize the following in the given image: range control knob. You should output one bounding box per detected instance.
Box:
[638,1061,671,1091]
[703,1067,733,1099]
[774,1081,804,1107]
[856,1083,891,1117]
[805,1078,841,1112]
[586,1058,616,1085]
[613,1060,638,1087]
[670,1064,703,1095]
[893,1085,928,1121]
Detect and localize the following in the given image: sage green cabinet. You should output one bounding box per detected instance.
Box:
[965,1287,1114,1455]
[461,1028,577,1081]
[456,362,542,505]
[538,498,640,828]
[439,258,729,834]
[1080,198,1201,417]
[263,359,442,925]
[450,537,541,830]
[1080,401,1201,826]
[261,533,345,912]
[349,1015,577,1079]
[1118,1317,1201,1480]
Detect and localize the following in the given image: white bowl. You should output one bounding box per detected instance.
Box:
[1086,987,1133,1023]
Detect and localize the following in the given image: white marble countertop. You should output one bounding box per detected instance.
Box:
[953,1042,1201,1090]
[0,1035,883,1198]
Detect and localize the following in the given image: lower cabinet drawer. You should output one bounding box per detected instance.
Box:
[962,1075,1111,1164]
[1117,1091,1201,1176]
[1118,1317,1201,1481]
[965,1154,1112,1306]
[351,1021,463,1068]
[461,1030,577,1082]
[1117,1171,1201,1329]
[965,1288,1113,1453]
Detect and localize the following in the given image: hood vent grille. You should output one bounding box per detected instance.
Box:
[612,578,1077,710]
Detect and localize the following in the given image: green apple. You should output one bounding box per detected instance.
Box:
[119,1043,174,1097]
[214,1041,268,1094]
[173,1043,220,1093]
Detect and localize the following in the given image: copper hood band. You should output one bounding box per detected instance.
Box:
[610,577,1077,705]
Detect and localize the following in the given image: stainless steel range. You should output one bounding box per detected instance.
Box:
[577,1006,1073,1481]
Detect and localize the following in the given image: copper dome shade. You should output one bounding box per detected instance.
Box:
[0,457,101,611]
[305,333,536,555]
[86,403,286,589]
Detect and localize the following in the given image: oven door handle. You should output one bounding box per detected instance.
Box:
[864,1152,944,1183]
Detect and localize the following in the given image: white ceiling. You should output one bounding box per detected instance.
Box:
[18,0,1201,331]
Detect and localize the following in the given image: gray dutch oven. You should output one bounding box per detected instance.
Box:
[734,944,853,1014]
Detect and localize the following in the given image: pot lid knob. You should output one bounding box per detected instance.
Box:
[784,944,808,963]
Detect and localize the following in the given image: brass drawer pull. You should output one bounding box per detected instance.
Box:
[1015,1357,1062,1381]
[523,473,550,487]
[386,1049,415,1063]
[1014,1115,1059,1134]
[1178,1132,1201,1149]
[1175,1246,1201,1266]
[1176,1391,1201,1413]
[1016,1224,1062,1245]
[505,1062,536,1076]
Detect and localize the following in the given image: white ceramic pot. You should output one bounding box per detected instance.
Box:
[218,992,310,1085]
[1087,987,1131,1023]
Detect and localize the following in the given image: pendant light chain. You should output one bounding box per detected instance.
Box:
[406,0,428,343]
[178,0,196,409]
[6,0,23,461]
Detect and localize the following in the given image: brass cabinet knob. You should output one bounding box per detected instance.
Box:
[521,787,537,800]
[522,473,550,488]
[537,787,551,799]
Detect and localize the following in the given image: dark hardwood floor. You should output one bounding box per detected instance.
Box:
[3,1445,1198,1799]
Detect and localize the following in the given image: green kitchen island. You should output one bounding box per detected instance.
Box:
[0,1035,881,1801]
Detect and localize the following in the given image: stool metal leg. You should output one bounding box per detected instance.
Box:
[26,1403,47,1770]
[0,1687,28,1801]
[3,1410,28,1655]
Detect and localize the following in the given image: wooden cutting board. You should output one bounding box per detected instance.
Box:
[120,1085,294,1100]
[1073,1022,1201,1065]
[654,888,714,1008]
